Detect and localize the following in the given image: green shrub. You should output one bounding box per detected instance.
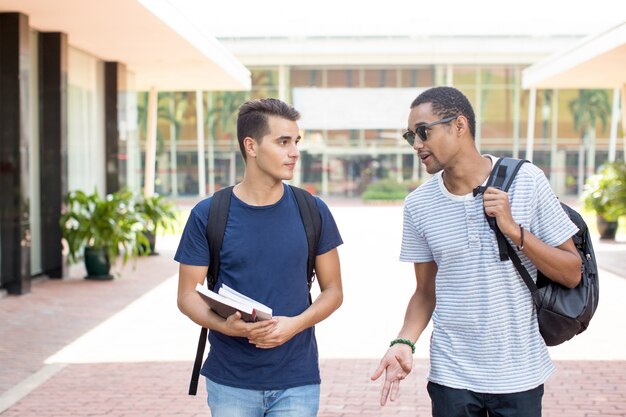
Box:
[362,179,414,201]
[582,161,626,221]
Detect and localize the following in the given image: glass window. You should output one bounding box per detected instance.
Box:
[453,66,477,86]
[480,88,515,139]
[562,89,614,140]
[481,67,514,86]
[556,89,579,139]
[291,69,322,87]
[364,69,397,87]
[327,70,354,87]
[518,89,576,142]
[67,47,105,194]
[327,130,352,145]
[251,69,278,98]
[400,68,434,87]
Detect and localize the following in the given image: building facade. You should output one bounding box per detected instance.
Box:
[0,1,249,294]
[151,35,624,199]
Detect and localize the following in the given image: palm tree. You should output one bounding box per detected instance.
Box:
[568,89,611,194]
[137,92,195,195]
[136,92,171,154]
[205,91,249,185]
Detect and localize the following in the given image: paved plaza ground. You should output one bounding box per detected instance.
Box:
[1,199,625,416]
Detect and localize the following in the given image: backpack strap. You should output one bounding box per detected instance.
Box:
[207,187,234,291]
[188,186,233,396]
[490,157,528,192]
[503,239,542,306]
[289,185,322,304]
[484,158,543,306]
[483,157,528,261]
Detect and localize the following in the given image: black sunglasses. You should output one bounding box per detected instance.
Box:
[402,116,459,146]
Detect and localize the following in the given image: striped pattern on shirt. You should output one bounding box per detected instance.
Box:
[400,156,579,393]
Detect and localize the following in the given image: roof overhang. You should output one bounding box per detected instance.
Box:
[220,35,580,67]
[522,22,626,89]
[0,0,251,91]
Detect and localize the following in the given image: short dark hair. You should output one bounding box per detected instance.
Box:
[411,87,476,138]
[236,98,300,160]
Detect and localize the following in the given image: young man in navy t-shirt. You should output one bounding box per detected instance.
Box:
[176,98,343,416]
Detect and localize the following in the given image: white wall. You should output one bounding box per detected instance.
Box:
[293,87,424,130]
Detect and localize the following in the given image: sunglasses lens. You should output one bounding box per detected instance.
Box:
[416,126,428,141]
[403,131,415,145]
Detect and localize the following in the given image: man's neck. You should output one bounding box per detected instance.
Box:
[442,154,493,196]
[233,176,285,206]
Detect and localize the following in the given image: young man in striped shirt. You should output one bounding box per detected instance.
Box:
[371,86,581,417]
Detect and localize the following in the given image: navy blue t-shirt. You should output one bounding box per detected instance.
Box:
[174,184,343,390]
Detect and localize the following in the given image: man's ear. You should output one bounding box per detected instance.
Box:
[244,137,257,158]
[455,115,468,137]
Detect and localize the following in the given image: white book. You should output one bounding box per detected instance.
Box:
[195,283,272,322]
[218,284,273,320]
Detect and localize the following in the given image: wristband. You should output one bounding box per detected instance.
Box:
[516,224,524,251]
[390,338,415,354]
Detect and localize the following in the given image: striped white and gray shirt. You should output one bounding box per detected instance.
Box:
[400,156,578,393]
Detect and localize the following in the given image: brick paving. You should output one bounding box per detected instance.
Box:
[1,200,625,417]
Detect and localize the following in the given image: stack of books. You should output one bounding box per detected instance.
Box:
[195,283,272,322]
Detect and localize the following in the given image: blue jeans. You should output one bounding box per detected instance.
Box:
[205,378,320,417]
[427,382,544,417]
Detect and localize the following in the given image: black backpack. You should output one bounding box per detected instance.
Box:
[480,157,599,346]
[188,185,321,395]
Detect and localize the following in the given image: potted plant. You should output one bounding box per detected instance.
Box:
[582,161,626,240]
[134,193,179,255]
[60,189,149,279]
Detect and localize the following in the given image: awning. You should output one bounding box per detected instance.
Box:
[522,22,626,89]
[521,21,625,166]
[0,0,251,91]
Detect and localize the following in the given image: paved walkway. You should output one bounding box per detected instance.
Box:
[1,200,625,416]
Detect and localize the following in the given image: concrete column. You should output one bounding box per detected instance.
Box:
[321,152,329,196]
[549,90,559,191]
[608,87,620,162]
[104,62,126,194]
[525,88,537,162]
[396,153,403,183]
[446,64,453,86]
[143,87,158,197]
[475,68,482,151]
[278,65,289,102]
[196,90,206,197]
[512,67,521,159]
[0,13,31,294]
[39,31,68,279]
[622,84,626,161]
[206,92,215,195]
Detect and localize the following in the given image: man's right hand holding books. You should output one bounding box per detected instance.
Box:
[219,310,278,340]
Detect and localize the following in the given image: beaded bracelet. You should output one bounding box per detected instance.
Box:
[390,338,415,354]
[516,224,524,251]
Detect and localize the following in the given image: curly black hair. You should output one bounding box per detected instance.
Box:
[411,87,476,139]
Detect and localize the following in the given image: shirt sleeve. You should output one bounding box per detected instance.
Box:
[314,197,343,255]
[529,170,579,247]
[399,200,433,263]
[173,199,211,266]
